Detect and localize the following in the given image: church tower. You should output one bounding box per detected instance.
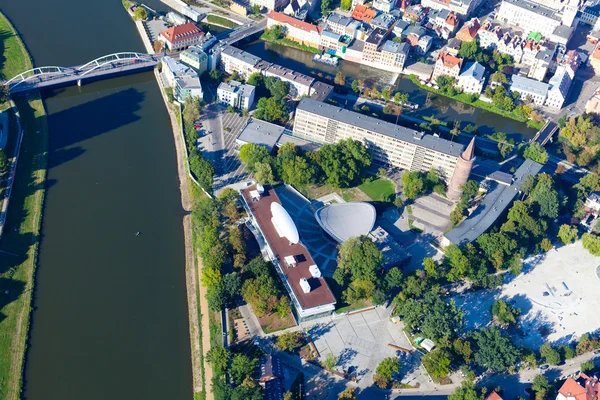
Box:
[448,138,475,201]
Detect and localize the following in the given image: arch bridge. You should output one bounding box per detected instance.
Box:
[4,52,160,93]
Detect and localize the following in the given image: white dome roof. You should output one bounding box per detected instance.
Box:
[315,202,376,243]
[271,202,300,244]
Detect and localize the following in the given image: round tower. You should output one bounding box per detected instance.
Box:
[448,137,475,201]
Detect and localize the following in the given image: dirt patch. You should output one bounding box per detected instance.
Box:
[258,311,297,334]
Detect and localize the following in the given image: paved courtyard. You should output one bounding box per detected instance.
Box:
[454,241,600,349]
[304,307,430,389]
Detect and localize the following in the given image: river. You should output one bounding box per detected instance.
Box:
[0,0,193,399]
[243,40,538,139]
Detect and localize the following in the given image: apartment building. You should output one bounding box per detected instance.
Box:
[217,80,256,110]
[263,64,315,98]
[456,18,480,42]
[220,45,261,78]
[352,4,377,23]
[457,61,486,94]
[180,45,209,75]
[421,0,485,16]
[162,56,204,102]
[292,98,466,181]
[510,74,549,105]
[327,12,352,35]
[362,28,389,63]
[545,65,572,109]
[497,0,563,36]
[432,51,463,81]
[267,10,322,48]
[379,40,410,71]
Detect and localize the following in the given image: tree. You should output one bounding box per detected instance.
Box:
[531,179,559,219]
[340,0,352,10]
[580,173,600,192]
[453,338,473,364]
[333,235,382,286]
[458,39,479,60]
[232,378,263,400]
[558,224,578,245]
[382,87,392,102]
[0,85,9,104]
[334,71,346,86]
[472,327,520,372]
[394,92,409,106]
[540,343,561,365]
[338,387,357,400]
[311,139,371,188]
[134,6,148,20]
[582,233,600,256]
[251,3,261,15]
[230,354,258,384]
[0,149,8,176]
[523,143,549,164]
[532,375,552,400]
[581,361,595,373]
[351,79,360,93]
[153,39,164,53]
[265,76,290,101]
[281,156,313,187]
[402,171,425,199]
[255,97,288,123]
[276,331,303,351]
[448,380,483,400]
[491,299,520,326]
[323,353,338,370]
[239,143,271,171]
[385,267,403,290]
[422,349,451,378]
[243,162,267,188]
[209,69,224,82]
[207,345,231,376]
[423,257,439,279]
[321,0,331,17]
[559,345,575,361]
[373,356,400,388]
[491,71,508,83]
[241,272,279,316]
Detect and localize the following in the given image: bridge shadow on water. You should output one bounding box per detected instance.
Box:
[42,87,145,168]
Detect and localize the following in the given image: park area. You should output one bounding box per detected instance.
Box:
[454,241,600,349]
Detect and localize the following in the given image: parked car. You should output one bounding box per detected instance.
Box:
[540,365,550,370]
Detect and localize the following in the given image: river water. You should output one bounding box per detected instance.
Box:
[1,0,193,399]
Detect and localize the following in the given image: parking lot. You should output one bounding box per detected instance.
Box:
[305,306,430,389]
[199,104,251,194]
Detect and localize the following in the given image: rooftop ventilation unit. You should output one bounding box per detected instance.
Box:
[284,255,296,268]
[257,183,265,194]
[309,265,321,278]
[300,278,311,293]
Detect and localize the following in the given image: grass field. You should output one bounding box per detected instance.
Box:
[206,14,238,29]
[0,12,33,111]
[0,92,48,400]
[358,178,395,202]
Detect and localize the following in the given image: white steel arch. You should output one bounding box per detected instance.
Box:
[5,66,77,89]
[77,52,154,76]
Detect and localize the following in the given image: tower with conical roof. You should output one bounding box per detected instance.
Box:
[448,138,475,201]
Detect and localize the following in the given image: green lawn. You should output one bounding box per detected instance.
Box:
[0,12,32,81]
[206,14,238,28]
[359,178,395,201]
[0,93,48,400]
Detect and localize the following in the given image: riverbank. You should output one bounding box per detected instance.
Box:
[154,68,213,400]
[261,30,320,54]
[0,11,50,400]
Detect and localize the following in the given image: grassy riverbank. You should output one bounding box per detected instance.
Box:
[0,11,49,400]
[408,75,533,124]
[0,93,48,400]
[261,29,320,54]
[206,14,238,28]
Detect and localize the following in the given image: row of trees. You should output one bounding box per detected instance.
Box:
[182,96,214,194]
[239,139,372,189]
[207,344,264,400]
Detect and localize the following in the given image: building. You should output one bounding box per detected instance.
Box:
[180,45,209,75]
[267,10,321,48]
[510,75,549,106]
[220,45,261,78]
[497,0,563,36]
[529,48,554,81]
[443,159,543,246]
[217,80,256,110]
[162,56,203,102]
[319,30,343,54]
[373,0,396,13]
[551,25,575,46]
[166,11,187,26]
[457,61,486,94]
[556,373,600,400]
[292,98,467,181]
[485,391,503,400]
[432,51,463,81]
[545,66,572,109]
[251,0,289,11]
[421,0,485,16]
[352,4,377,23]
[585,192,600,214]
[379,40,410,70]
[372,13,397,30]
[283,0,310,20]
[309,81,333,102]
[259,355,284,400]
[591,44,600,74]
[236,119,287,152]
[586,88,600,114]
[159,22,204,51]
[241,185,336,321]
[263,64,315,98]
[456,18,480,42]
[416,35,433,55]
[363,28,389,63]
[403,4,426,23]
[314,202,411,268]
[327,12,352,35]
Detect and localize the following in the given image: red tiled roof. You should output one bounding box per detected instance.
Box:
[267,10,321,34]
[560,378,588,400]
[242,185,336,311]
[160,22,204,43]
[484,391,503,400]
[446,12,458,27]
[352,5,377,23]
[438,51,463,69]
[456,18,480,42]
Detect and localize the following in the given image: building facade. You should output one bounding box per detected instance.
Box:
[457,61,486,94]
[262,64,315,98]
[220,45,261,78]
[251,0,289,11]
[292,98,466,181]
[180,45,209,75]
[510,74,548,105]
[217,80,256,110]
[163,56,204,102]
[432,51,463,81]
[159,22,205,51]
[267,11,322,48]
[497,0,562,36]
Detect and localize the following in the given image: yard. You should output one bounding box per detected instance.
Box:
[358,178,395,202]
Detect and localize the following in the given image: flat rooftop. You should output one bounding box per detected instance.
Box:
[242,185,336,310]
[236,119,285,151]
[501,0,561,21]
[296,98,464,157]
[444,159,543,245]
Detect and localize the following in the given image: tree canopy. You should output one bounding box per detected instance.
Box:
[333,235,383,286]
[472,326,520,372]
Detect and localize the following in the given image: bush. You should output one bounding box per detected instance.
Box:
[276,331,304,352]
[373,357,400,388]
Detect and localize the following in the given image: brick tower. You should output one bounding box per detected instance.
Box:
[448,137,475,201]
